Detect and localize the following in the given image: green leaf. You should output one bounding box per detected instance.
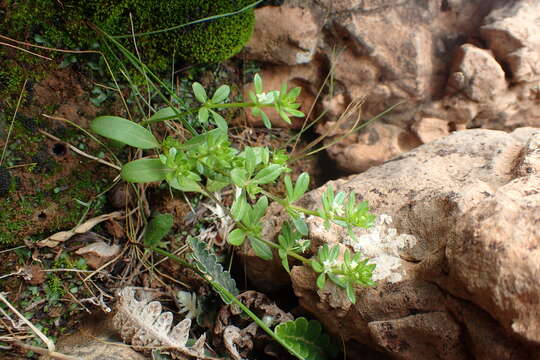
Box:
[210,110,228,131]
[231,168,248,187]
[252,196,268,221]
[198,107,209,124]
[244,147,257,177]
[316,273,326,289]
[212,85,230,103]
[91,116,160,149]
[169,177,202,193]
[192,82,207,103]
[275,317,338,360]
[253,164,283,185]
[254,73,263,94]
[188,237,239,304]
[260,110,271,129]
[249,237,273,261]
[228,229,246,246]
[149,107,177,122]
[144,213,174,248]
[121,158,172,183]
[294,173,310,202]
[292,217,309,236]
[230,193,249,222]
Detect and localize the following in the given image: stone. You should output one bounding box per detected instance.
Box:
[246,0,540,172]
[247,128,540,358]
[243,5,322,65]
[411,117,449,143]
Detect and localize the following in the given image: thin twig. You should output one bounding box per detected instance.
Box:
[10,340,80,360]
[0,41,52,60]
[1,79,27,166]
[0,292,55,352]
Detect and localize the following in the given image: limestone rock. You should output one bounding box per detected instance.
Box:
[246,0,540,172]
[249,128,540,358]
[243,5,322,65]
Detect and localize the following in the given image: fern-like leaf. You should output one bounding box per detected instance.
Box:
[275,317,338,360]
[188,236,239,304]
[113,287,216,359]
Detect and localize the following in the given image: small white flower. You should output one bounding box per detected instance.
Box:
[256,91,279,104]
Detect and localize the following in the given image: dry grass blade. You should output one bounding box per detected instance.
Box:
[113,287,219,360]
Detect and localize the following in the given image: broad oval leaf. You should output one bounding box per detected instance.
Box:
[228,229,246,246]
[192,82,207,103]
[249,237,273,261]
[144,212,174,248]
[121,158,171,183]
[212,84,230,103]
[91,116,160,149]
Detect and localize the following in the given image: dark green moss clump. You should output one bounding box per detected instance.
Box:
[3,0,255,70]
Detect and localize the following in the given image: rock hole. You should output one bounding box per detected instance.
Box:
[38,212,47,220]
[52,143,67,156]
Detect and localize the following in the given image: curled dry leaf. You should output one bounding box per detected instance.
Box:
[113,287,217,360]
[37,211,124,248]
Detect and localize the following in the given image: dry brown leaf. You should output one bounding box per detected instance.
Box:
[37,211,123,248]
[75,240,121,269]
[113,287,218,360]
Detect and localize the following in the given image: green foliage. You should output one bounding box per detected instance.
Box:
[90,116,160,149]
[144,212,174,249]
[2,0,256,69]
[188,236,239,304]
[275,317,339,360]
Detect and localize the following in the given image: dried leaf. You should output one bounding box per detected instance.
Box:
[75,240,121,269]
[113,287,217,360]
[37,211,124,248]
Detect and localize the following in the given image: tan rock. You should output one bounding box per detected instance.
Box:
[412,117,449,144]
[322,122,421,173]
[243,6,322,65]
[448,44,507,103]
[248,128,540,358]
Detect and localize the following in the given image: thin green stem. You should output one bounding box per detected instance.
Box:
[210,282,303,360]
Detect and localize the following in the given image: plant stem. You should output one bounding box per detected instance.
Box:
[210,282,304,360]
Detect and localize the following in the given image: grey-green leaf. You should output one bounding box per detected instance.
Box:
[212,84,230,103]
[192,82,207,103]
[91,116,160,149]
[121,158,172,183]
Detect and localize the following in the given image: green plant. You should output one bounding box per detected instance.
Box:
[91,73,376,324]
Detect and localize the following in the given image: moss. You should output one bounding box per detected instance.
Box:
[3,0,255,71]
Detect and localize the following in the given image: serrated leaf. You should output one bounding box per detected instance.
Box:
[188,237,239,304]
[212,85,230,103]
[121,158,172,183]
[192,82,207,103]
[275,317,338,360]
[144,213,174,248]
[91,116,160,149]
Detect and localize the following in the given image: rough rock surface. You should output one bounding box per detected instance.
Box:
[250,128,540,359]
[244,0,540,172]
